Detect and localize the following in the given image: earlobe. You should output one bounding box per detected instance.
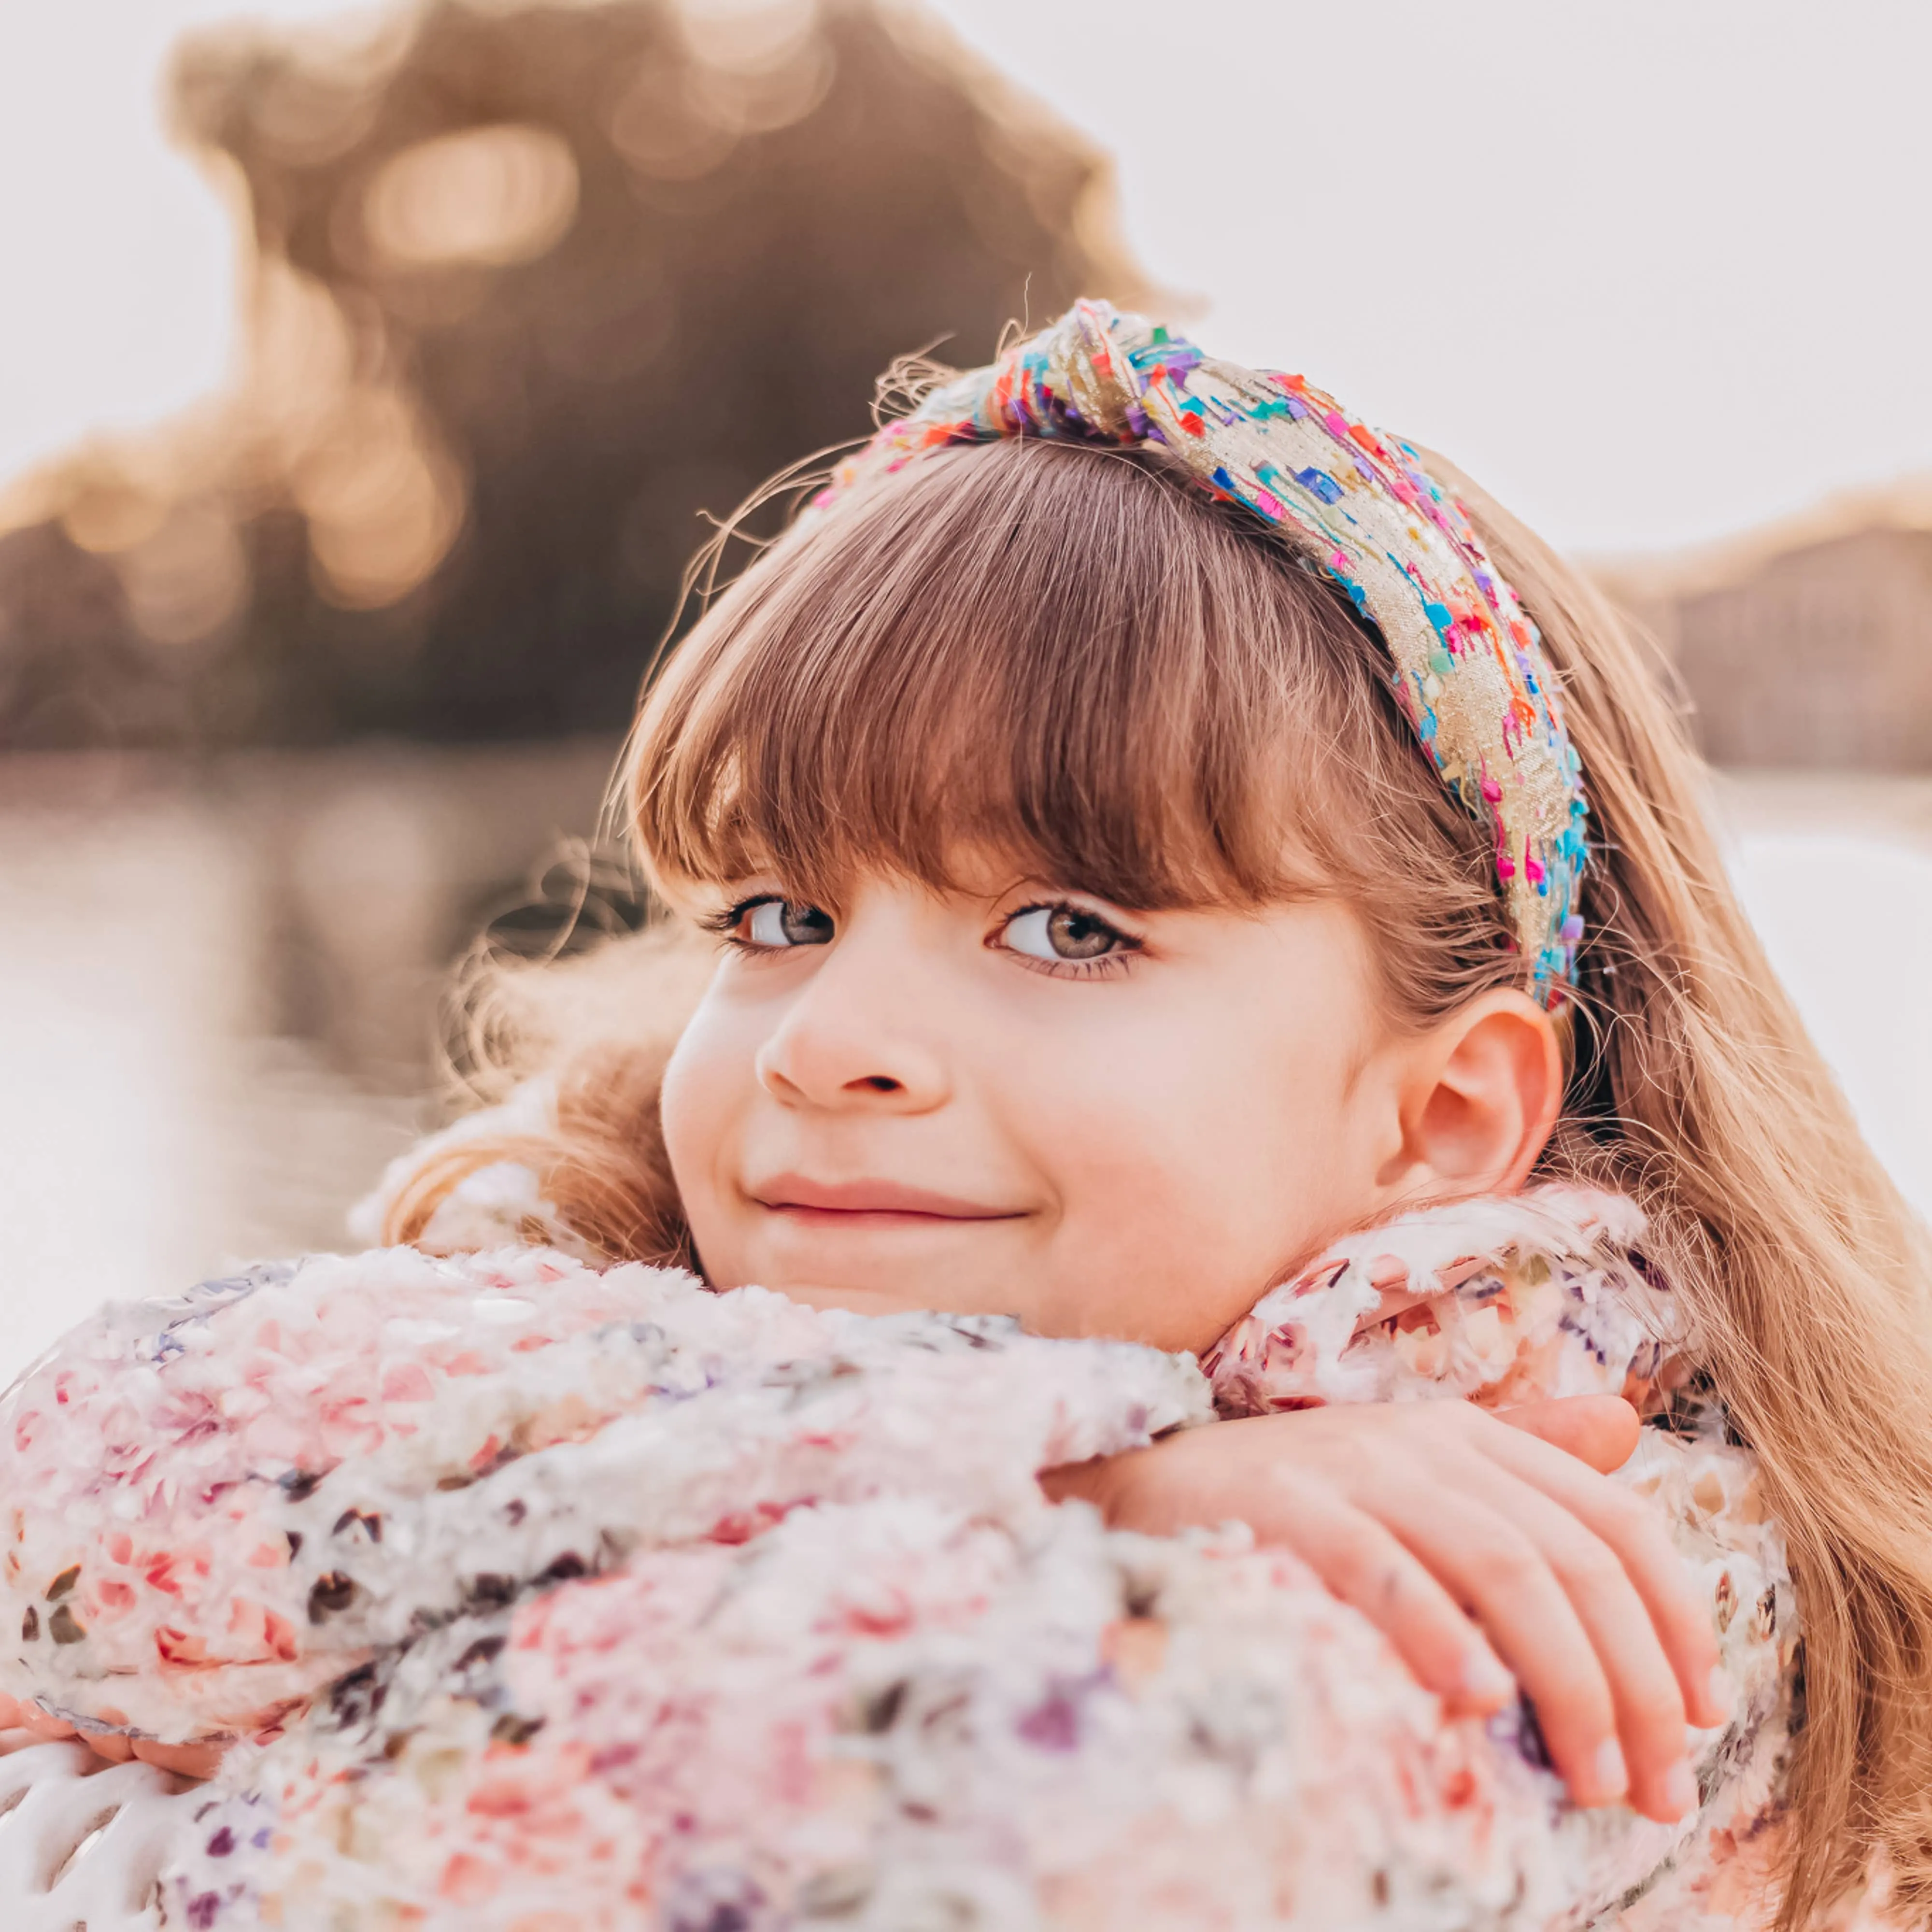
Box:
[1388,992,1564,1201]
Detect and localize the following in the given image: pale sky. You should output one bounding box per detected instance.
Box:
[4,0,1932,553]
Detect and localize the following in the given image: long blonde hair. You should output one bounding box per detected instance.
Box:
[392,430,1932,1923]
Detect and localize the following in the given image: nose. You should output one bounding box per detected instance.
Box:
[753,932,952,1115]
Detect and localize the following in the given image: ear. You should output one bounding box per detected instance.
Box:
[1377,990,1564,1201]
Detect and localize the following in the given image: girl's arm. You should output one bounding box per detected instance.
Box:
[1048,1395,1729,1827]
[30,1393,1714,1804]
[169,1388,1779,1932]
[0,1244,1207,1767]
[1080,1188,1751,1828]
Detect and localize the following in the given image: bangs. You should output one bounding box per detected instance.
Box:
[626,437,1459,914]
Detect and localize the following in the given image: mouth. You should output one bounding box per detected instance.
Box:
[750,1175,1026,1226]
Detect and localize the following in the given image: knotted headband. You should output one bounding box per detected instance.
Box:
[810,299,1589,1005]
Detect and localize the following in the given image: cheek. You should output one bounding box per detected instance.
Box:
[658,996,755,1242]
[1138,1057,1351,1249]
[1028,964,1383,1350]
[1200,986,1387,1239]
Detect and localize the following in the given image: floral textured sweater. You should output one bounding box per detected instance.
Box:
[0,1149,1797,1931]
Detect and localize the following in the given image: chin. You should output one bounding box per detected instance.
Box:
[718,1227,1033,1323]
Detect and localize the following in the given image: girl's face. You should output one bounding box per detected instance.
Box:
[661,862,1498,1354]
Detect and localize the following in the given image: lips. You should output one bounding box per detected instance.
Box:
[750,1175,1022,1221]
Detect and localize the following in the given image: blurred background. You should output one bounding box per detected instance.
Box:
[3,0,1931,1374]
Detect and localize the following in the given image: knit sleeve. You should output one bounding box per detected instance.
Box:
[0,1246,1206,1750]
[158,1306,1795,1932]
[1199,1184,1677,1416]
[1,1189,1803,1932]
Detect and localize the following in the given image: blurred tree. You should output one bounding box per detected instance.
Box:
[0,0,1156,750]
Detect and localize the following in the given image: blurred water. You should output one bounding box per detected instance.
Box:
[0,754,1925,1384]
[0,742,617,1376]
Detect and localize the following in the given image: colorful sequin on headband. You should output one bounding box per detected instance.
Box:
[809,300,1589,1004]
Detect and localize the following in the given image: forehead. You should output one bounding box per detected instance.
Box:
[630,441,1379,918]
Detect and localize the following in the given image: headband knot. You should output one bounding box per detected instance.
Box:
[812,300,1589,1005]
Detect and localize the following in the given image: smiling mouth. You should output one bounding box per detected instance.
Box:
[751,1176,1024,1222]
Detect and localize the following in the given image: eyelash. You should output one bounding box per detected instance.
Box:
[701,895,791,952]
[702,894,1146,979]
[994,900,1145,980]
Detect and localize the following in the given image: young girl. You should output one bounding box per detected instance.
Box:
[4,301,1930,1931]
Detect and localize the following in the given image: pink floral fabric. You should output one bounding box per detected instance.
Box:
[0,1187,1801,1930]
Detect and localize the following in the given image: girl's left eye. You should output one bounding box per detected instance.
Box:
[1001,903,1137,966]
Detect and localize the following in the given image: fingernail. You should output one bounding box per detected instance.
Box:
[1704,1664,1734,1725]
[1459,1651,1516,1707]
[1661,1760,1700,1819]
[1591,1738,1629,1803]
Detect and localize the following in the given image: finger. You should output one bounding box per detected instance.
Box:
[1375,1483,1629,1808]
[18,1706,79,1742]
[85,1731,135,1763]
[1251,1480,1517,1714]
[131,1738,224,1779]
[1068,1440,1521,1718]
[1456,1460,1696,1822]
[1480,1419,1728,1731]
[1038,1458,1114,1509]
[1499,1396,1641,1474]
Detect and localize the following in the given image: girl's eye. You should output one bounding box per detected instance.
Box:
[1002,903,1135,965]
[738,898,835,949]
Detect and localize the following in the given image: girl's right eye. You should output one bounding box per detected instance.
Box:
[723,897,836,951]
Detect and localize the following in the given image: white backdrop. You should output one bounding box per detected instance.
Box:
[1731,830,1932,1221]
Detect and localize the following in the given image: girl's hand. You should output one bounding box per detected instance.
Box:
[1041,1395,1727,1824]
[0,1694,223,1778]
